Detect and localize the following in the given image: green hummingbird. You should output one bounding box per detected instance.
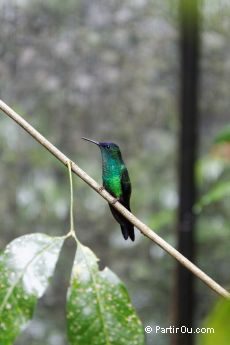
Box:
[82,137,135,241]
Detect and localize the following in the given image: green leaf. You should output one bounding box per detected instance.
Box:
[200,298,230,345]
[194,180,230,213]
[67,242,145,345]
[0,233,64,344]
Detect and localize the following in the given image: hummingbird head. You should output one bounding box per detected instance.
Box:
[82,137,119,151]
[82,137,121,158]
[99,142,120,152]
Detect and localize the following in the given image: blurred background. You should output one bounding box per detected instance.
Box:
[0,0,230,344]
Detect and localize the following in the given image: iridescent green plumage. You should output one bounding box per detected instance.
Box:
[82,138,135,241]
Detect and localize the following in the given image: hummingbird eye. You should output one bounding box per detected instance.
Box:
[106,144,110,149]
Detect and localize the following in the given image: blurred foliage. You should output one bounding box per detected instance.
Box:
[195,124,230,214]
[199,298,230,345]
[195,180,230,214]
[0,0,229,344]
[214,125,230,144]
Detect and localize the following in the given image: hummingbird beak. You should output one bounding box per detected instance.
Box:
[81,137,100,146]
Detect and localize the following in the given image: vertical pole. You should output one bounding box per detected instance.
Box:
[173,1,201,345]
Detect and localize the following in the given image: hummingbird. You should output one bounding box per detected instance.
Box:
[82,137,135,241]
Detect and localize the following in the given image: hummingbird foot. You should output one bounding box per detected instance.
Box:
[111,197,119,205]
[98,186,105,192]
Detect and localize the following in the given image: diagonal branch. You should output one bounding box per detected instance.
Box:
[0,99,229,299]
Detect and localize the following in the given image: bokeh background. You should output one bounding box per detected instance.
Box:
[0,0,230,344]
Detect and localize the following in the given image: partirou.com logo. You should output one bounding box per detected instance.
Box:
[145,325,214,334]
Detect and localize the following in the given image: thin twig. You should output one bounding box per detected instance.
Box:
[67,160,75,233]
[66,160,77,242]
[0,99,229,299]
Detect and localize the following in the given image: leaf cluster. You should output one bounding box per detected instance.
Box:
[0,233,145,344]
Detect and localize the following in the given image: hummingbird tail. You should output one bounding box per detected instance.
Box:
[121,223,135,242]
[109,204,135,241]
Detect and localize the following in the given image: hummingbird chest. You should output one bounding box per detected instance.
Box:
[102,164,123,198]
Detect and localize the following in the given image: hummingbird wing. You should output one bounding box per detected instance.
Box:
[120,167,135,241]
[107,166,135,241]
[120,167,131,207]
